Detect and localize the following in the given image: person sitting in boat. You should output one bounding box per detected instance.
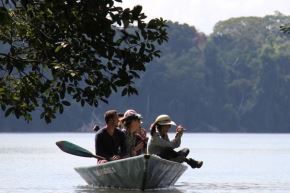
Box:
[134,125,148,155]
[95,110,127,163]
[117,112,124,129]
[147,114,203,169]
[121,109,148,157]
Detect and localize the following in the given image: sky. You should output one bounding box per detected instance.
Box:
[121,0,290,34]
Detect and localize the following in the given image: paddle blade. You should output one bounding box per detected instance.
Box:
[56,141,96,158]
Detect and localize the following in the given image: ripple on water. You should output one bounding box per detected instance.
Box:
[176,182,290,192]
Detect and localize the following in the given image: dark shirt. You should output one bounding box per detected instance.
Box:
[95,127,127,160]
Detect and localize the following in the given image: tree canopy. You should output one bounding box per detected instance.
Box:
[0,0,168,122]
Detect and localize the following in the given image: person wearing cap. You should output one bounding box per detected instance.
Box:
[121,109,148,157]
[95,110,127,163]
[147,114,203,169]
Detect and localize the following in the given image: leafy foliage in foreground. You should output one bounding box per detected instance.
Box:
[0,0,167,122]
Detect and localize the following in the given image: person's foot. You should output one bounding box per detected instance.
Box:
[196,160,203,168]
[186,158,203,169]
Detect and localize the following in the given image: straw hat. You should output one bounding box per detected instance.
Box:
[154,114,176,126]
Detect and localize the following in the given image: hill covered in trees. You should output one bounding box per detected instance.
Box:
[1,12,290,132]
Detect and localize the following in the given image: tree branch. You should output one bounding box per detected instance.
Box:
[0,53,40,63]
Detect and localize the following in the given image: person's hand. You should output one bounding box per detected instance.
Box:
[131,149,137,156]
[176,125,185,134]
[134,142,145,152]
[110,155,121,161]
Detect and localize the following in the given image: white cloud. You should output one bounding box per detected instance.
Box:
[121,0,290,34]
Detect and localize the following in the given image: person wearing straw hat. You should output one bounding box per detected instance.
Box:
[147,114,203,169]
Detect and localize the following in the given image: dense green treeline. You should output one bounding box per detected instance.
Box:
[203,13,290,132]
[1,13,290,132]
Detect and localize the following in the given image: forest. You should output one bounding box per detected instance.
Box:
[1,12,290,132]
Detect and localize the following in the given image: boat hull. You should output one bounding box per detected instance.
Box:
[74,154,187,190]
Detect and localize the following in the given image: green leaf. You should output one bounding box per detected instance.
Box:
[1,104,6,111]
[122,8,130,28]
[130,71,140,78]
[46,8,53,16]
[54,45,63,53]
[0,88,5,95]
[5,107,14,117]
[62,101,71,106]
[114,79,128,86]
[100,98,108,103]
[40,112,45,119]
[132,5,142,20]
[45,116,51,123]
[59,105,64,113]
[121,88,127,96]
[128,86,138,95]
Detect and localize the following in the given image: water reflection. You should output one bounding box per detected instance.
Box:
[74,185,184,193]
[74,182,290,193]
[178,182,290,191]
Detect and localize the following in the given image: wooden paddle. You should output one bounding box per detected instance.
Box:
[56,140,105,160]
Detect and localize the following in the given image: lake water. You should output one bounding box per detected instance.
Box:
[0,133,289,193]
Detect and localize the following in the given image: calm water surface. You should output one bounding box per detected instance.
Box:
[0,133,289,193]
